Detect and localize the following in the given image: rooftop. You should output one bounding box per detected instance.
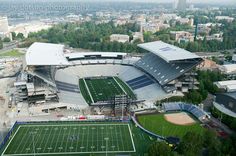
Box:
[65,52,127,59]
[138,41,200,62]
[25,42,70,66]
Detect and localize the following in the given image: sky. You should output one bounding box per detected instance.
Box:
[0,0,235,4]
[108,0,235,4]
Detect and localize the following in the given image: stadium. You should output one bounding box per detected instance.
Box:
[14,41,203,114]
[0,41,212,155]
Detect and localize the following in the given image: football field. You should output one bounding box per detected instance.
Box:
[1,123,135,156]
[79,76,135,104]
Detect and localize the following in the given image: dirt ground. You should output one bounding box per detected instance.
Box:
[164,112,196,125]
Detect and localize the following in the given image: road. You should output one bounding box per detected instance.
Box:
[0,41,19,54]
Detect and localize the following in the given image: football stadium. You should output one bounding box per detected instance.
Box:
[0,41,211,155]
[14,41,203,111]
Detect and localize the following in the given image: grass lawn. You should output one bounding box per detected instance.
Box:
[79,77,136,104]
[137,113,205,138]
[1,123,135,156]
[0,50,24,57]
[0,122,154,156]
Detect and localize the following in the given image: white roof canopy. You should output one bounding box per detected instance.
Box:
[26,42,69,66]
[138,41,200,62]
[65,52,127,59]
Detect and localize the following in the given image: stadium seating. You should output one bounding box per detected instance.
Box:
[55,81,80,93]
[28,66,56,87]
[135,53,199,86]
[163,102,208,120]
[126,75,155,90]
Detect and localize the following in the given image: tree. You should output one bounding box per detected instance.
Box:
[178,132,203,156]
[0,38,3,49]
[16,33,25,39]
[3,37,11,42]
[203,130,221,156]
[11,32,16,40]
[148,142,173,156]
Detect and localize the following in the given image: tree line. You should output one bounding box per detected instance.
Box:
[148,130,236,156]
[25,22,141,53]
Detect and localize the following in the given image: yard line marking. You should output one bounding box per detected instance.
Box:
[42,126,54,153]
[30,126,44,153]
[112,77,127,95]
[128,124,136,152]
[82,78,94,103]
[20,124,128,127]
[75,125,80,152]
[114,124,120,151]
[49,126,59,153]
[86,126,89,152]
[2,150,136,155]
[81,126,85,152]
[110,126,114,151]
[53,126,63,152]
[58,126,67,152]
[1,126,21,156]
[65,126,72,152]
[119,125,125,151]
[18,126,33,154]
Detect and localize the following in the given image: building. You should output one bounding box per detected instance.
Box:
[206,33,223,42]
[172,0,178,10]
[170,31,194,43]
[176,18,193,26]
[215,16,234,22]
[10,22,52,38]
[177,0,187,11]
[0,16,11,40]
[142,23,160,33]
[213,92,236,118]
[0,16,9,33]
[214,80,236,92]
[110,34,129,43]
[136,41,202,93]
[219,64,236,76]
[132,32,144,43]
[232,55,236,63]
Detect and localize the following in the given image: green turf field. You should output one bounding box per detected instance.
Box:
[137,113,205,138]
[1,123,136,156]
[79,77,135,104]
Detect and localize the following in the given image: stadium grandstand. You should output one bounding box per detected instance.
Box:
[213,92,236,118]
[136,41,203,93]
[14,41,202,113]
[163,102,210,122]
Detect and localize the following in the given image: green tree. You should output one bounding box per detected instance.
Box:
[178,132,204,156]
[203,130,221,156]
[3,37,11,42]
[0,38,3,49]
[11,32,16,40]
[148,142,173,156]
[16,33,25,39]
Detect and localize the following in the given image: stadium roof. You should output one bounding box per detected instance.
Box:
[65,52,127,59]
[138,41,201,62]
[214,80,236,92]
[224,92,236,100]
[26,42,70,66]
[219,64,236,74]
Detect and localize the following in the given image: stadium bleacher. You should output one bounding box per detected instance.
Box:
[55,81,80,93]
[135,53,200,86]
[126,75,155,90]
[163,102,208,120]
